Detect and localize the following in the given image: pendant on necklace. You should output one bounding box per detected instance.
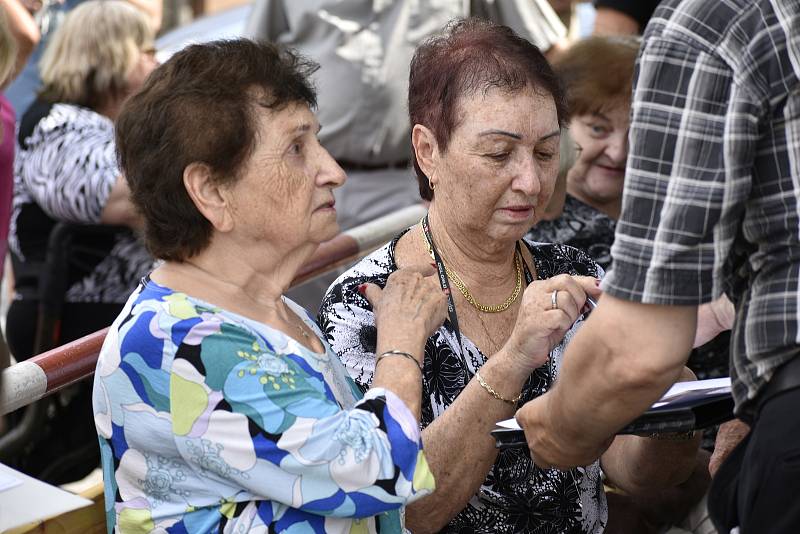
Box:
[296,324,311,339]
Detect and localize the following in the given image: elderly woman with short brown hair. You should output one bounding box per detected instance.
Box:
[320,19,702,533]
[93,39,447,533]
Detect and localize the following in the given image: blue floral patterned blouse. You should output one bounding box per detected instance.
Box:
[92,277,434,533]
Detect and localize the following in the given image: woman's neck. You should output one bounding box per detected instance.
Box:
[157,235,317,322]
[426,204,518,287]
[95,96,123,122]
[566,177,621,220]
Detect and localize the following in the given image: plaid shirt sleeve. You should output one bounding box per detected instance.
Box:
[603,32,763,306]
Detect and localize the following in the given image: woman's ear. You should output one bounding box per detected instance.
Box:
[412,124,439,186]
[183,162,234,233]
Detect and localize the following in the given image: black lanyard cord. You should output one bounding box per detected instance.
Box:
[421,215,535,381]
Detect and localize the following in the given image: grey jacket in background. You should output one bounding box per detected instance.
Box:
[245,0,565,165]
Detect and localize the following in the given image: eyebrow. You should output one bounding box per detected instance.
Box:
[539,130,561,142]
[292,123,312,134]
[479,129,522,140]
[478,129,561,142]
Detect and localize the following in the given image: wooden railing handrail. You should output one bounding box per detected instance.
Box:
[0,204,427,415]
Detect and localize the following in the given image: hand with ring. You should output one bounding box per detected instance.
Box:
[500,274,602,374]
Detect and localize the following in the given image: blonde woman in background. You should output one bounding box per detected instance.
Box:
[5,0,160,117]
[4,0,155,482]
[527,36,640,269]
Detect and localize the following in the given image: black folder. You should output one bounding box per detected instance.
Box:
[491,381,735,451]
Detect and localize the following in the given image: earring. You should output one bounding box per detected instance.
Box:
[428,176,436,191]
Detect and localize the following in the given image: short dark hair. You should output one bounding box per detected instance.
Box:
[116,39,318,261]
[408,18,568,200]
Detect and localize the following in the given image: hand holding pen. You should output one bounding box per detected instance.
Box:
[500,275,603,375]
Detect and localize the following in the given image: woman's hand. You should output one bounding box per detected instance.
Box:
[361,265,447,364]
[501,274,601,374]
[694,294,735,348]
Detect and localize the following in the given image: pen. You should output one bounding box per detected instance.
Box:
[582,296,598,317]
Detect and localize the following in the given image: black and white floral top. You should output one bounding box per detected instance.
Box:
[526,195,616,271]
[10,100,152,303]
[319,230,608,534]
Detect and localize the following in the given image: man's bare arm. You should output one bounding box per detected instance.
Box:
[516,294,697,468]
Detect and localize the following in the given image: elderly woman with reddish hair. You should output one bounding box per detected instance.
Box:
[319,19,701,533]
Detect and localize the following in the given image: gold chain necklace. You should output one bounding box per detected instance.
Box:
[421,224,523,313]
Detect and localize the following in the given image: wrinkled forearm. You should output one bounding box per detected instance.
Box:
[371,330,428,420]
[405,353,527,533]
[546,297,696,454]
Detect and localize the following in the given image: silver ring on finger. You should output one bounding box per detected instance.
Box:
[551,289,558,310]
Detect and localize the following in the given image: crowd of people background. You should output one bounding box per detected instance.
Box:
[0,0,797,533]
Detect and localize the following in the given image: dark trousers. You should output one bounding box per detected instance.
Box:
[708,387,800,533]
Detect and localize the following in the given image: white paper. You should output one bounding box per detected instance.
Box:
[496,418,522,430]
[495,377,732,431]
[0,462,92,531]
[0,469,22,492]
[657,377,730,401]
[651,377,731,408]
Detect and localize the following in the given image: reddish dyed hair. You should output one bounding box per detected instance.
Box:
[408,18,568,200]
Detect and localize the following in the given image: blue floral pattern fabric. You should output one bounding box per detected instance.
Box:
[92,277,434,533]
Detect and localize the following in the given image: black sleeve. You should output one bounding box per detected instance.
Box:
[594,0,661,32]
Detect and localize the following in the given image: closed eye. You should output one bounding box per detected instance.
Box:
[486,152,510,162]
